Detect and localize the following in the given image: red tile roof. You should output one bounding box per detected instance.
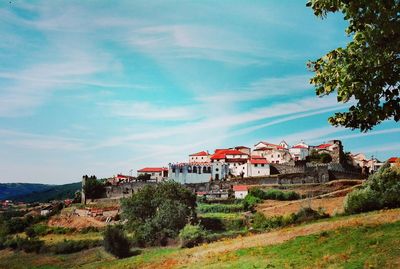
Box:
[388,157,399,163]
[211,149,248,160]
[233,185,248,191]
[250,157,268,164]
[292,145,308,149]
[316,143,333,149]
[189,151,209,156]
[235,146,250,149]
[137,167,168,172]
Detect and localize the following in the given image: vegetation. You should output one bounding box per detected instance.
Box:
[103,225,131,258]
[306,149,332,163]
[179,224,207,248]
[251,207,328,231]
[121,181,196,246]
[8,182,81,203]
[251,188,300,201]
[50,239,102,254]
[344,163,400,214]
[197,203,244,213]
[307,0,400,131]
[83,175,106,200]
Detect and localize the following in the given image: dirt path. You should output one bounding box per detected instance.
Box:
[145,209,400,269]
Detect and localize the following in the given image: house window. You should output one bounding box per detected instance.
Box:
[152,173,155,176]
[179,168,183,173]
[255,164,258,167]
[159,173,161,176]
[261,164,264,167]
[207,167,211,173]
[203,167,207,173]
[193,166,197,173]
[172,167,176,173]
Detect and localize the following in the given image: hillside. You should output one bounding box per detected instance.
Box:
[0,182,81,202]
[1,209,400,268]
[0,183,52,200]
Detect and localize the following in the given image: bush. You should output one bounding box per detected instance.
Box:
[251,207,328,231]
[179,224,207,248]
[344,164,400,214]
[103,225,131,258]
[4,236,44,253]
[344,187,381,214]
[197,203,244,213]
[80,226,99,234]
[252,213,283,230]
[248,188,300,201]
[50,239,102,254]
[242,194,261,211]
[293,207,329,223]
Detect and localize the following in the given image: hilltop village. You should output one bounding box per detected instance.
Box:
[95,138,397,203]
[110,139,385,185]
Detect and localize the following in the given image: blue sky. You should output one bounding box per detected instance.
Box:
[0,1,399,184]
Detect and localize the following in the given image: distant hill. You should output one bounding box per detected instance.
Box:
[0,182,81,203]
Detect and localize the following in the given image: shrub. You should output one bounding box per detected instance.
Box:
[179,224,207,248]
[4,236,44,253]
[103,225,131,258]
[197,203,244,213]
[344,164,400,214]
[50,239,102,254]
[344,187,381,214]
[251,213,283,230]
[293,207,329,223]
[248,188,300,201]
[242,194,261,211]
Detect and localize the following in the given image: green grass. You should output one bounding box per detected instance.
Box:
[82,247,180,269]
[185,221,400,269]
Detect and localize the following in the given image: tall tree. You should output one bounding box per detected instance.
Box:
[307,0,400,131]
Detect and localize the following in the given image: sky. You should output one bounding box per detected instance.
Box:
[0,1,399,184]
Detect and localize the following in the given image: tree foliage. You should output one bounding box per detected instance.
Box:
[307,0,400,131]
[344,163,400,214]
[121,181,196,246]
[83,175,105,199]
[103,225,131,258]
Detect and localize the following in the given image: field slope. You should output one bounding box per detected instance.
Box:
[1,209,400,269]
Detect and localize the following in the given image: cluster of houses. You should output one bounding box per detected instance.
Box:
[105,139,397,187]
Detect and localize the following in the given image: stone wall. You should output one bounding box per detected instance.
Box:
[105,182,157,199]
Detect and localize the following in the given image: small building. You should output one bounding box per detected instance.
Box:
[168,162,229,184]
[137,167,168,182]
[289,145,309,161]
[233,185,249,199]
[249,156,270,176]
[189,151,211,163]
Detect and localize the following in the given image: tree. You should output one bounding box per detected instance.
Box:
[103,225,131,258]
[307,0,400,131]
[83,175,105,199]
[121,181,196,246]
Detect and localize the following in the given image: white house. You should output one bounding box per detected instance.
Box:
[211,149,250,177]
[233,185,249,199]
[189,151,211,164]
[168,162,229,183]
[253,142,291,164]
[248,156,270,176]
[137,167,168,182]
[289,145,309,161]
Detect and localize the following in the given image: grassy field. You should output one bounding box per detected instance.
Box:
[1,209,400,268]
